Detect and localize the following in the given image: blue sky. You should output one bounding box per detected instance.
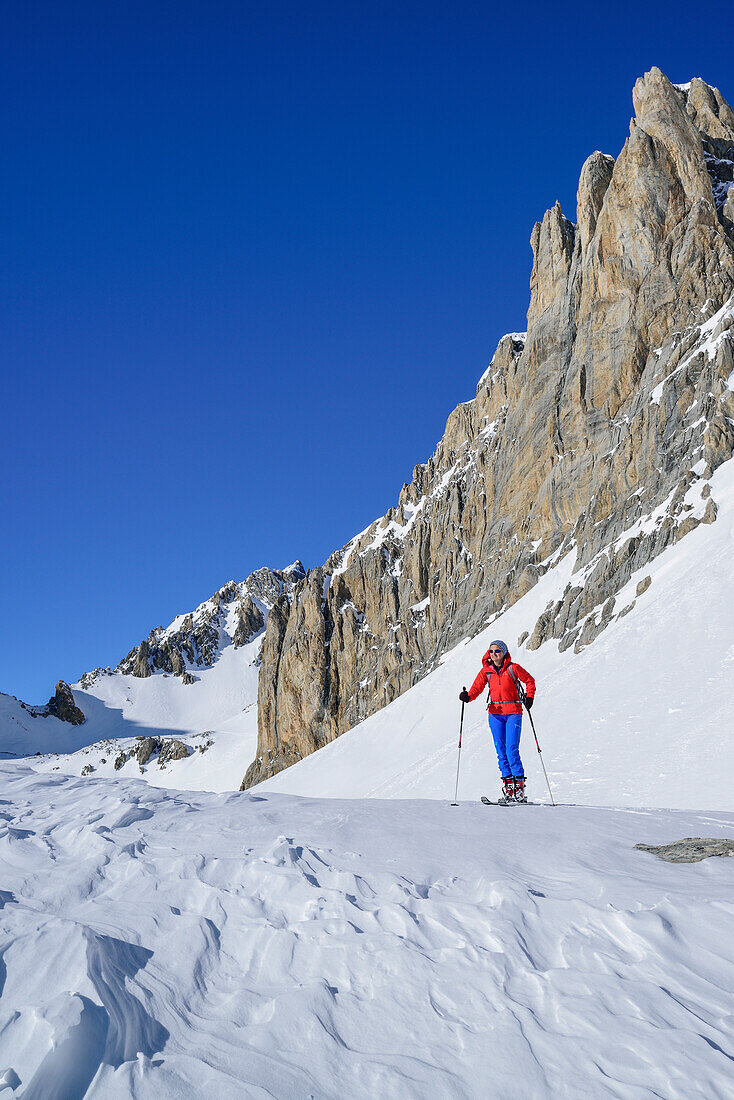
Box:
[2,0,732,701]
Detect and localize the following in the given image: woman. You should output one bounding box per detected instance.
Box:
[459,640,536,804]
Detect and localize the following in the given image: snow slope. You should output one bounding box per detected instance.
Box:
[1,567,307,792]
[1,615,263,793]
[0,694,80,758]
[7,450,734,809]
[3,375,734,1099]
[1,763,733,1099]
[260,455,734,812]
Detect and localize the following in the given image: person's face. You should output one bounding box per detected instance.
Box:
[488,647,504,664]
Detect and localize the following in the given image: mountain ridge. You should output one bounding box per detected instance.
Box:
[78,560,306,688]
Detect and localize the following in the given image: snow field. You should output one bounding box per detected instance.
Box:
[0,764,733,1098]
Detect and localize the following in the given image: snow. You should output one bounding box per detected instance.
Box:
[159,587,228,641]
[409,596,430,613]
[0,695,79,758]
[476,331,526,387]
[651,296,734,404]
[330,531,364,578]
[1,763,733,1098]
[478,410,507,440]
[261,455,734,811]
[6,630,264,793]
[3,403,734,1095]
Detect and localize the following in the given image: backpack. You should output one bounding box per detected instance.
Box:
[486,661,526,708]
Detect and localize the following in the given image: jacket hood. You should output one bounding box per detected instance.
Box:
[482,649,512,669]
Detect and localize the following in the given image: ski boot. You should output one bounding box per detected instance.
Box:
[497,776,515,805]
[513,776,527,804]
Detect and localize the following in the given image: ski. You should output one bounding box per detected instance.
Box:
[480,795,534,806]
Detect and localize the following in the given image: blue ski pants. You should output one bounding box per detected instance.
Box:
[488,713,524,778]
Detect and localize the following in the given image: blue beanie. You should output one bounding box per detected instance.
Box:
[489,640,508,654]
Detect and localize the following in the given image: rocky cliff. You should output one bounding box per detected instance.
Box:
[243,69,734,788]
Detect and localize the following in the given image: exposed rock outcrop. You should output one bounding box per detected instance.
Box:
[233,596,265,648]
[682,77,734,231]
[157,738,190,766]
[635,838,734,862]
[128,736,191,769]
[135,736,158,767]
[46,681,86,725]
[244,69,734,788]
[109,738,190,771]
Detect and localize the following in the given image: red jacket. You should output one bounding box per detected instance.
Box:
[466,650,536,715]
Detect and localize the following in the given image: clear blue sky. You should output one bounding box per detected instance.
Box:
[2,0,732,701]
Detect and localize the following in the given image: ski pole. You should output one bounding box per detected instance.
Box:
[519,687,555,806]
[450,690,466,806]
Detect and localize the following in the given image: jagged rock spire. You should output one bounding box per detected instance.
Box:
[244,68,734,788]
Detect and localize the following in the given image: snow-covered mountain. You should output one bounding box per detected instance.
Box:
[1,563,305,791]
[13,430,734,812]
[5,70,734,810]
[259,449,734,812]
[3,68,734,811]
[2,67,734,1099]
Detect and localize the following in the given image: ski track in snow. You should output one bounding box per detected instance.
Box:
[1,766,733,1098]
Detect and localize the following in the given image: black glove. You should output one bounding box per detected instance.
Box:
[459,690,470,703]
[524,696,534,710]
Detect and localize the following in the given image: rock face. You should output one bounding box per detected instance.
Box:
[46,681,86,725]
[81,563,306,686]
[135,736,158,767]
[157,738,190,766]
[244,69,734,788]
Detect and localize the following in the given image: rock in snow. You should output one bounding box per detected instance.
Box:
[46,680,86,725]
[636,837,734,862]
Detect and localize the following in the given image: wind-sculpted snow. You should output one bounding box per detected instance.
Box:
[1,766,733,1097]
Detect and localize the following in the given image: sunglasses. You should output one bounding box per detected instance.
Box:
[488,648,504,655]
